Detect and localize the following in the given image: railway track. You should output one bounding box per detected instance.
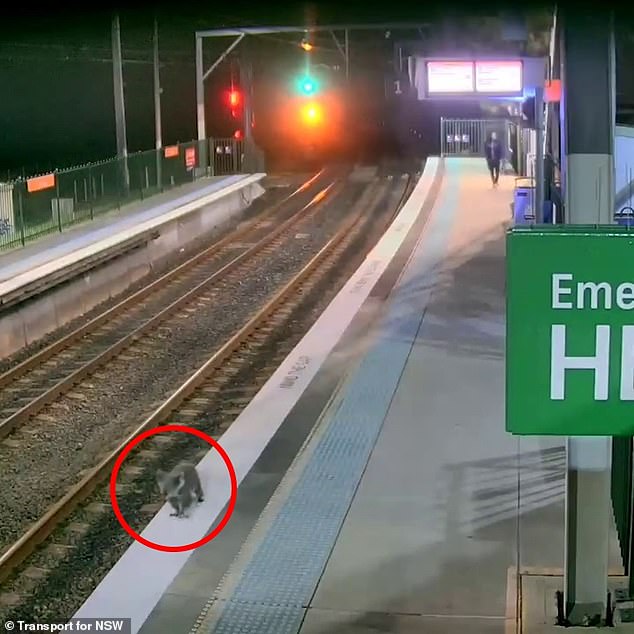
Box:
[0,168,341,442]
[0,170,414,622]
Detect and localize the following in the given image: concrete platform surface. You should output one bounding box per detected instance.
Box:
[299,159,515,632]
[299,609,511,633]
[298,161,622,634]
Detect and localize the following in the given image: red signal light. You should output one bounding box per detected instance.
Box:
[234,130,243,140]
[228,90,240,107]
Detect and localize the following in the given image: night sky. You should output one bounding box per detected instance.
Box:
[0,0,626,178]
[0,2,425,173]
[0,7,212,177]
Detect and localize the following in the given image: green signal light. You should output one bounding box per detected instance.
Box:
[298,76,319,96]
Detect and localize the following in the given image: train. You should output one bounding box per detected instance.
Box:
[251,87,347,168]
[209,66,404,169]
[247,70,391,168]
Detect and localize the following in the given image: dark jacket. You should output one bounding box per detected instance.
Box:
[485,138,502,163]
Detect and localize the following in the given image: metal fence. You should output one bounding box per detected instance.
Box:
[0,137,248,252]
[440,118,519,164]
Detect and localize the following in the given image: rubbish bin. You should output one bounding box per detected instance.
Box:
[513,177,535,225]
[615,207,634,227]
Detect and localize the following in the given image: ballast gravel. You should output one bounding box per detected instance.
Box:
[0,182,364,555]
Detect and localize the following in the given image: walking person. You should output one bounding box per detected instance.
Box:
[484,132,502,187]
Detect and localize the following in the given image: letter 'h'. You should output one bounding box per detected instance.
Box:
[551,325,610,400]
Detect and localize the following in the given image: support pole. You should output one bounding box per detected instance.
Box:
[195,35,209,174]
[153,16,162,189]
[535,86,545,222]
[195,35,206,142]
[561,12,614,225]
[111,14,129,191]
[240,54,255,171]
[344,29,349,80]
[561,9,615,625]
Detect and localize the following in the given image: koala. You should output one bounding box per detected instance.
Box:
[156,462,204,518]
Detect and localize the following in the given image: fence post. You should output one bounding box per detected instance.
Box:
[55,172,62,232]
[156,147,162,192]
[88,166,94,220]
[116,158,122,210]
[17,184,26,247]
[232,140,238,173]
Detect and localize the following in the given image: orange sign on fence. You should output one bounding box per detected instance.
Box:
[27,173,56,193]
[185,147,196,170]
[164,145,179,158]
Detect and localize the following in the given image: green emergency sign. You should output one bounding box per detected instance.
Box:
[506,225,634,435]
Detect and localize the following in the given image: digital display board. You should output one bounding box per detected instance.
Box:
[475,60,523,94]
[426,61,474,94]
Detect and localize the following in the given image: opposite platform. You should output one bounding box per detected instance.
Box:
[0,173,263,296]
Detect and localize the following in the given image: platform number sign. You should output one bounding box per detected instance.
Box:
[506,226,634,435]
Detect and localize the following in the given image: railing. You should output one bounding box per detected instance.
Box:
[440,118,519,164]
[0,137,247,252]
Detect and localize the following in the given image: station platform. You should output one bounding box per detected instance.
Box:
[0,173,264,302]
[187,158,523,634]
[73,157,623,634]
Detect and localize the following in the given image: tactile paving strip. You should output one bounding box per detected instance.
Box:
[202,161,461,634]
[213,604,305,634]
